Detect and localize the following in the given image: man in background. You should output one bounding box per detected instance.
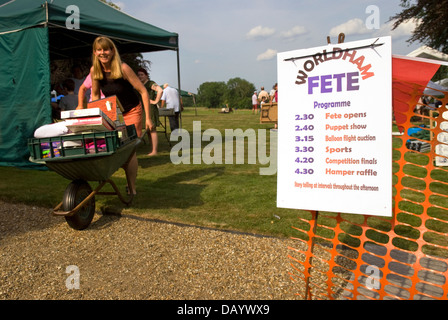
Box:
[258,86,269,105]
[161,83,182,132]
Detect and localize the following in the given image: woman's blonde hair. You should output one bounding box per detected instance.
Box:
[92,36,123,80]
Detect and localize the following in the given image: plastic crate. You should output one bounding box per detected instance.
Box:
[28,125,136,161]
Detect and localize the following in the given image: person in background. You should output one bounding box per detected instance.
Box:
[252,91,258,114]
[258,86,269,106]
[90,36,155,195]
[137,68,163,156]
[70,65,85,95]
[161,83,182,132]
[59,78,77,111]
[270,83,278,129]
[50,82,66,120]
[269,83,278,105]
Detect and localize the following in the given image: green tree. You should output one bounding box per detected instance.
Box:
[226,77,256,109]
[391,0,448,54]
[197,78,256,109]
[122,53,151,74]
[197,82,227,108]
[100,0,121,10]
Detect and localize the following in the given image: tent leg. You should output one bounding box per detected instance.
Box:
[176,48,182,130]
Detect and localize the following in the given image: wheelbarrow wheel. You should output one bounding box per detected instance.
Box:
[63,180,95,230]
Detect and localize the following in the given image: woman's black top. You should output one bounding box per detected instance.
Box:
[99,70,140,114]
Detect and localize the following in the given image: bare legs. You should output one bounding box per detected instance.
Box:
[147,130,158,156]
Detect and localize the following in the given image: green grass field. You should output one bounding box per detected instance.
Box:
[2,107,448,250]
[0,107,302,238]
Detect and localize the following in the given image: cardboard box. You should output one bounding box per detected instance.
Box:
[65,116,115,133]
[61,107,116,130]
[61,107,107,119]
[87,96,125,126]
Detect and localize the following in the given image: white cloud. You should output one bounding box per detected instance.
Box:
[280,26,307,40]
[329,18,371,37]
[257,49,277,61]
[246,26,275,40]
[375,19,419,38]
[329,17,419,40]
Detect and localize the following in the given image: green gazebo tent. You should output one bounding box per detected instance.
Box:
[0,0,179,167]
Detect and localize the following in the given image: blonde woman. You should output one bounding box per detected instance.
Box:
[91,36,155,195]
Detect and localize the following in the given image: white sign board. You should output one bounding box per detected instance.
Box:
[277,37,392,217]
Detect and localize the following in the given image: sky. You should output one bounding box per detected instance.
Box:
[113,0,423,94]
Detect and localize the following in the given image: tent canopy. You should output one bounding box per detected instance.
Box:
[0,0,179,167]
[0,0,178,58]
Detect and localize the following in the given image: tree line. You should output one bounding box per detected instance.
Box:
[196,77,257,109]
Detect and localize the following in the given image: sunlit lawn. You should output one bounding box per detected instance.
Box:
[0,107,301,238]
[2,108,447,247]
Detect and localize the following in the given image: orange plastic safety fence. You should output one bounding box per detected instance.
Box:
[289,83,448,300]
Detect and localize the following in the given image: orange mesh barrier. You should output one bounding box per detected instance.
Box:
[288,82,448,300]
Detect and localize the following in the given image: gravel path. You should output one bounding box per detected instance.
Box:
[0,200,300,300]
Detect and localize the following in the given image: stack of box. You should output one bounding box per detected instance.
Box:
[28,96,136,161]
[62,108,116,133]
[61,96,129,140]
[86,96,128,140]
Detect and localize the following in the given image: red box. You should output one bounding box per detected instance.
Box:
[87,96,125,124]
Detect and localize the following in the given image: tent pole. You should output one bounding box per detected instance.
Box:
[193,94,197,116]
[176,47,182,130]
[45,1,49,25]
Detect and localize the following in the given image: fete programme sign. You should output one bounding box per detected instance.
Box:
[276,36,392,217]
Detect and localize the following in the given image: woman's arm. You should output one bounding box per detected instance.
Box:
[77,83,87,109]
[90,66,101,102]
[151,84,163,105]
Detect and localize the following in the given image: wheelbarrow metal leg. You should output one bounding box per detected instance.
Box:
[96,179,134,206]
[52,180,107,217]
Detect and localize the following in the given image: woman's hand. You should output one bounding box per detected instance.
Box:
[146,117,155,132]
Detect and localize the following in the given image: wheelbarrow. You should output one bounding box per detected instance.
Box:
[28,125,144,230]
